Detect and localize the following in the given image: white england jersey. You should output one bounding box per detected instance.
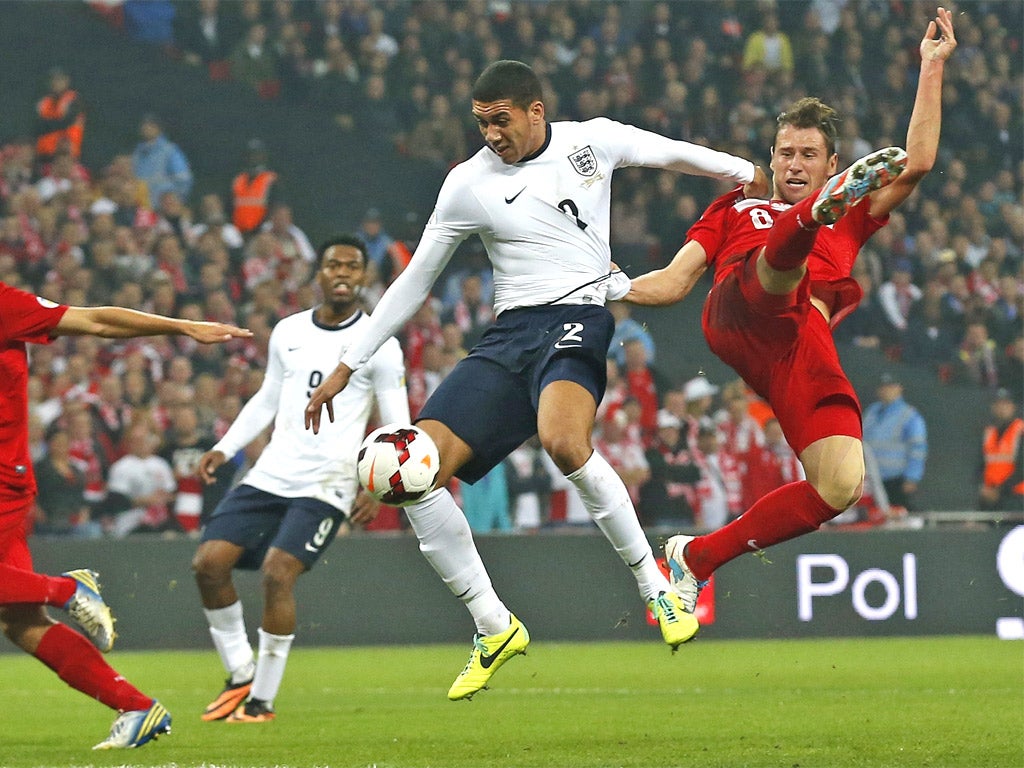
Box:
[213,308,408,512]
[341,117,753,371]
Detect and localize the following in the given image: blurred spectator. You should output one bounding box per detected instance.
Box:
[639,408,700,528]
[36,144,90,203]
[88,373,132,452]
[401,299,444,418]
[131,113,194,205]
[607,301,655,370]
[32,429,103,539]
[33,66,85,163]
[229,22,279,96]
[903,279,957,375]
[355,207,405,283]
[594,407,649,511]
[192,192,245,254]
[988,273,1022,348]
[835,263,887,350]
[978,388,1024,513]
[504,437,551,533]
[713,380,764,457]
[159,403,225,534]
[623,337,671,439]
[175,0,239,72]
[105,422,177,537]
[407,94,468,168]
[693,424,742,531]
[741,11,793,83]
[998,335,1024,404]
[460,464,512,534]
[311,35,360,131]
[65,405,111,504]
[258,202,317,278]
[954,320,1000,389]
[231,139,278,235]
[682,376,719,434]
[877,258,922,350]
[441,272,493,350]
[123,0,176,46]
[155,190,193,244]
[739,416,804,514]
[862,373,928,511]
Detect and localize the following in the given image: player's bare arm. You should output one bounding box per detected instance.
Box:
[304,362,353,433]
[56,306,252,343]
[624,240,709,307]
[868,6,956,219]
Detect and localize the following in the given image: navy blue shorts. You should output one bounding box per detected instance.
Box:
[418,304,613,483]
[201,485,345,570]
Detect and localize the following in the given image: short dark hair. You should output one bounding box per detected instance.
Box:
[472,60,543,110]
[318,234,368,267]
[775,97,839,157]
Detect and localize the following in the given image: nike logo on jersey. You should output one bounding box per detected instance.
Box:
[288,346,301,351]
[504,187,526,204]
[747,539,759,551]
[304,542,318,553]
[480,627,521,669]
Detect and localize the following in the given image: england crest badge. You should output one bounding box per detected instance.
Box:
[567,145,598,177]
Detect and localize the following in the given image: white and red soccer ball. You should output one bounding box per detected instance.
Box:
[357,424,440,506]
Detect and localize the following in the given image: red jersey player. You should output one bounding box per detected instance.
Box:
[0,280,249,748]
[622,7,957,638]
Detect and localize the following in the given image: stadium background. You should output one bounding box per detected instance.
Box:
[2,1,1018,515]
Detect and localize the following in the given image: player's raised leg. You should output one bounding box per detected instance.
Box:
[539,378,697,648]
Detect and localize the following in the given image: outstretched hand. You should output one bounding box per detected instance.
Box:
[922,7,957,62]
[304,365,353,434]
[185,320,253,344]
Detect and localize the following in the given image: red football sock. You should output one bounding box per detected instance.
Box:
[34,623,152,712]
[0,564,75,607]
[685,481,841,581]
[763,195,820,272]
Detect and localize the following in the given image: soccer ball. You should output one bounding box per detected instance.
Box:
[357,424,440,506]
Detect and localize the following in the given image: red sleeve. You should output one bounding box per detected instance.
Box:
[685,188,745,266]
[0,283,69,345]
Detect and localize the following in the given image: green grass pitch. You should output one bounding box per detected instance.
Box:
[0,636,1020,768]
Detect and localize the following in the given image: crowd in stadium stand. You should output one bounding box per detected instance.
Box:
[2,0,1020,537]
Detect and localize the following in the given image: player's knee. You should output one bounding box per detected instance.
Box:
[539,431,590,475]
[812,463,864,510]
[192,545,232,584]
[260,556,301,595]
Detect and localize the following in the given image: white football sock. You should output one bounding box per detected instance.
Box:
[204,601,255,682]
[251,627,295,705]
[405,488,511,636]
[566,451,671,602]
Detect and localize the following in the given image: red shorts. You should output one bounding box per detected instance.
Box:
[0,501,34,571]
[702,255,861,455]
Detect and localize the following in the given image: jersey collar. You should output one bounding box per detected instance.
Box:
[312,307,362,331]
[519,123,552,164]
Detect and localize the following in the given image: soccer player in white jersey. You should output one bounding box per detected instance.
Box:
[306,60,768,700]
[193,235,409,722]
